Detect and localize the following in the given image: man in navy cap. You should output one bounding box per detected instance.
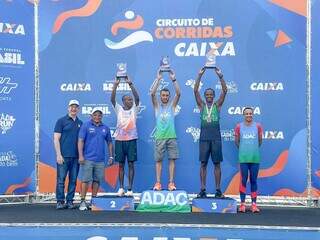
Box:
[78,107,114,211]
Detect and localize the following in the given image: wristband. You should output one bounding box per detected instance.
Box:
[109,157,114,159]
[128,82,133,86]
[172,79,177,82]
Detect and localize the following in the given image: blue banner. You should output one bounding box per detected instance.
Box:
[39,0,307,196]
[0,0,35,194]
[0,226,319,240]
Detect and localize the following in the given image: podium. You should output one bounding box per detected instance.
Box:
[192,197,237,213]
[91,195,134,211]
[136,190,191,212]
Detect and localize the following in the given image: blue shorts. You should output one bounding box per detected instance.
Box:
[79,160,104,183]
[199,140,223,164]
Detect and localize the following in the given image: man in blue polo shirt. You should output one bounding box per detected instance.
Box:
[54,99,82,210]
[78,107,114,211]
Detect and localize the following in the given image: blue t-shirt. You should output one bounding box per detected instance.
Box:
[54,115,82,158]
[78,120,112,162]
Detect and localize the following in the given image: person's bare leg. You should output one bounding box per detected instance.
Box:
[156,161,162,183]
[128,162,134,190]
[169,159,175,183]
[214,163,221,190]
[92,181,99,197]
[200,161,208,190]
[80,182,89,200]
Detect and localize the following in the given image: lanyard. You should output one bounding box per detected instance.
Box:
[205,103,214,122]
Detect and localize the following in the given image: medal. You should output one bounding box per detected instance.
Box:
[205,103,214,123]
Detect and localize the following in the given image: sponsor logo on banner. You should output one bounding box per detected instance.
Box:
[193,106,200,113]
[155,18,235,57]
[0,151,18,167]
[250,82,284,91]
[140,191,188,206]
[186,127,200,142]
[0,76,18,101]
[60,83,91,92]
[216,81,238,93]
[185,78,203,90]
[0,22,25,35]
[103,81,131,92]
[263,130,284,140]
[105,11,236,58]
[0,48,25,66]
[104,10,153,49]
[186,79,237,94]
[0,113,15,134]
[221,129,235,141]
[81,104,111,115]
[228,106,261,115]
[187,127,236,142]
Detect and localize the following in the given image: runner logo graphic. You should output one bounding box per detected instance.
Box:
[105,10,153,49]
[149,78,169,94]
[0,76,18,94]
[0,113,16,134]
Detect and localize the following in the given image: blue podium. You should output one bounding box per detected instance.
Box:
[91,196,134,211]
[192,197,237,213]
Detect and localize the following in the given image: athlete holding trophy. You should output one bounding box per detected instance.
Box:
[150,56,181,191]
[194,48,228,198]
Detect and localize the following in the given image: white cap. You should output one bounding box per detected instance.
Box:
[91,107,103,114]
[68,99,79,106]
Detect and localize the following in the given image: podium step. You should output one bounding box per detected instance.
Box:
[192,197,237,213]
[91,195,134,211]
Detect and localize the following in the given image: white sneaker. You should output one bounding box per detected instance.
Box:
[117,188,125,197]
[126,190,133,197]
[79,200,87,211]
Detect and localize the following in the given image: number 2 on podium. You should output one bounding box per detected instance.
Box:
[110,200,116,208]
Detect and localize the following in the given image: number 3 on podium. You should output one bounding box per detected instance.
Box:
[211,202,217,210]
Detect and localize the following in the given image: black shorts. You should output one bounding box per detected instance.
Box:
[115,139,137,163]
[199,140,223,164]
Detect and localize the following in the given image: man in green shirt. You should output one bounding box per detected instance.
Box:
[150,69,181,191]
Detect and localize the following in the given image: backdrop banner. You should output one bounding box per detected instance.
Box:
[39,0,308,196]
[0,0,35,194]
[311,0,320,198]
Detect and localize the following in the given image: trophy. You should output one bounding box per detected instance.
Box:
[204,48,217,69]
[160,56,171,72]
[116,63,127,80]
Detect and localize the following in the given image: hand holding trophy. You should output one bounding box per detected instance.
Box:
[204,47,217,69]
[160,56,171,72]
[116,62,127,81]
